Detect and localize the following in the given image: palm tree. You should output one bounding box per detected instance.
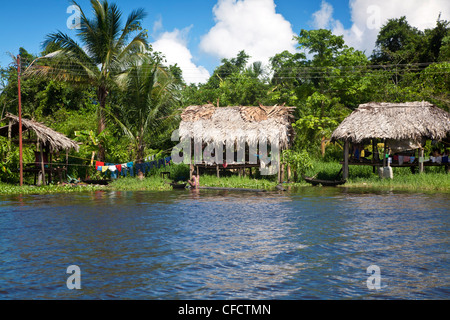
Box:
[25,0,148,161]
[114,54,180,163]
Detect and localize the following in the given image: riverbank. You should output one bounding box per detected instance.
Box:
[302,161,450,192]
[1,162,449,195]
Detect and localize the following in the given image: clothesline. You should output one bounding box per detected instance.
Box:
[24,162,92,167]
[95,156,173,179]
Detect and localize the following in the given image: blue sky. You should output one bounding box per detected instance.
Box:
[0,0,448,84]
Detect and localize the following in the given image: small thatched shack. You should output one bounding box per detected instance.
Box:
[0,113,80,152]
[331,101,450,178]
[0,112,80,184]
[178,104,295,180]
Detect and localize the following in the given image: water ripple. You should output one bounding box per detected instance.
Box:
[0,189,448,299]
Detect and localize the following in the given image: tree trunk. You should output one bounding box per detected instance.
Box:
[97,85,108,161]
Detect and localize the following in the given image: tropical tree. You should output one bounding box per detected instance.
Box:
[24,0,149,161]
[113,54,180,163]
[371,16,424,64]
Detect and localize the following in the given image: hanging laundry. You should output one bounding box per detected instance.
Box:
[115,164,122,172]
[102,166,109,173]
[121,164,128,177]
[398,155,404,165]
[409,156,415,163]
[95,161,105,170]
[127,162,134,177]
[97,166,103,172]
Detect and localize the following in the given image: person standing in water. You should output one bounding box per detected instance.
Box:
[188,170,200,189]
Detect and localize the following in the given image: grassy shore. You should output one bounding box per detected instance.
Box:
[303,161,450,192]
[0,161,448,195]
[0,181,105,195]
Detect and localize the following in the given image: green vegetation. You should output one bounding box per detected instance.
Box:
[0,160,448,195]
[301,160,450,192]
[0,1,449,195]
[0,181,104,195]
[199,174,278,190]
[108,176,172,191]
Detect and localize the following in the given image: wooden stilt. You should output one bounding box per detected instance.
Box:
[343,140,349,179]
[372,139,376,174]
[49,151,53,184]
[419,148,424,174]
[277,153,281,183]
[8,119,12,151]
[40,142,46,186]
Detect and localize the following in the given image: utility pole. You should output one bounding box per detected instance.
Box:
[17,54,23,186]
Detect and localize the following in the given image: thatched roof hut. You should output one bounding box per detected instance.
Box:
[331,101,450,178]
[179,104,295,149]
[0,112,80,152]
[331,101,450,144]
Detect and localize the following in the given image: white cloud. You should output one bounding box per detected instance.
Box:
[199,0,297,67]
[312,0,334,29]
[152,26,210,85]
[311,0,450,56]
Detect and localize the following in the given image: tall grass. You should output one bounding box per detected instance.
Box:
[199,174,278,190]
[108,176,172,191]
[303,160,450,192]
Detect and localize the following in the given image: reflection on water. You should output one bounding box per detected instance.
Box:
[0,188,448,299]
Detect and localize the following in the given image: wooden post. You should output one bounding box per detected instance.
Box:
[383,139,387,168]
[39,142,46,186]
[65,149,69,181]
[419,147,424,174]
[287,165,291,182]
[216,164,220,178]
[7,119,12,152]
[372,139,376,174]
[190,163,194,179]
[49,151,53,184]
[343,140,349,180]
[277,153,281,183]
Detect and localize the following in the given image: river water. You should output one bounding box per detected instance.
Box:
[0,187,448,300]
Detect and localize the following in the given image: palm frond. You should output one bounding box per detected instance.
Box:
[116,7,148,48]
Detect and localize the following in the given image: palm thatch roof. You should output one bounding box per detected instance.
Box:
[179,104,295,149]
[0,113,80,152]
[331,102,450,144]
